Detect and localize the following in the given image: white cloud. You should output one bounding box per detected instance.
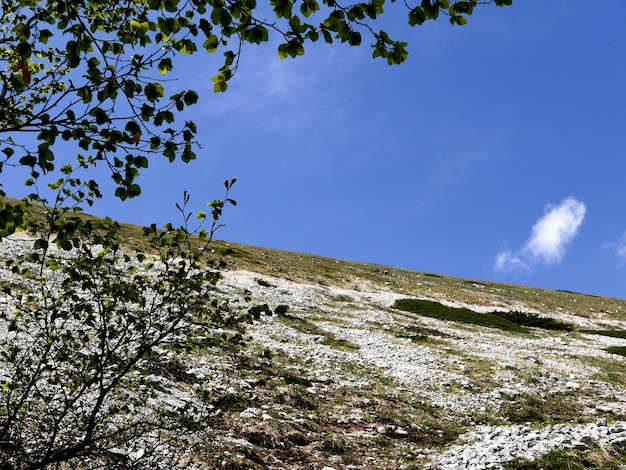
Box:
[196,41,354,130]
[493,250,530,273]
[523,197,587,263]
[494,197,586,272]
[603,233,626,265]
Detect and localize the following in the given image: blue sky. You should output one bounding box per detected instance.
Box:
[7,1,626,298]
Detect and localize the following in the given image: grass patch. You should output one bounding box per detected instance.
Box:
[283,373,313,387]
[379,320,449,344]
[462,280,492,288]
[578,355,626,386]
[277,385,319,410]
[320,436,350,455]
[556,289,583,295]
[577,331,626,359]
[422,273,443,278]
[378,400,464,447]
[255,278,276,288]
[581,329,626,339]
[330,293,355,303]
[504,445,626,469]
[604,346,626,357]
[143,356,199,385]
[276,311,360,352]
[500,393,585,424]
[393,299,575,333]
[403,323,448,338]
[321,337,360,351]
[209,392,252,413]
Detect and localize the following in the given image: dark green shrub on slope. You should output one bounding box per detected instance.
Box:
[393,299,574,333]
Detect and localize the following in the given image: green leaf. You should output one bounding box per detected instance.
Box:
[14,23,30,41]
[408,7,427,26]
[9,73,25,93]
[300,0,319,17]
[183,90,199,106]
[115,187,128,200]
[271,0,293,19]
[307,30,319,41]
[157,58,173,75]
[245,25,269,45]
[181,144,196,162]
[421,0,440,19]
[39,29,53,44]
[77,86,93,104]
[211,7,232,27]
[452,15,468,25]
[211,75,228,92]
[19,155,37,168]
[144,82,165,103]
[130,19,150,32]
[134,156,149,168]
[199,18,213,36]
[451,1,474,15]
[203,34,219,53]
[88,107,110,124]
[125,120,142,135]
[348,5,365,20]
[15,42,32,59]
[349,31,361,46]
[277,43,289,60]
[178,38,197,54]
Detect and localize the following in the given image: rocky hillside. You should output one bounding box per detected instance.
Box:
[3,232,626,469]
[208,244,626,470]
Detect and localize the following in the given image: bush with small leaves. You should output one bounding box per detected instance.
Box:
[0,181,243,469]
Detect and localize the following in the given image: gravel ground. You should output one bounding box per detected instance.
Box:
[2,234,626,469]
[218,269,626,468]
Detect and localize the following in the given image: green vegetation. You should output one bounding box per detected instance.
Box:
[500,393,584,424]
[256,278,276,288]
[275,309,360,352]
[495,311,574,331]
[604,346,626,357]
[504,445,626,470]
[0,189,244,468]
[393,299,575,333]
[579,330,626,357]
[582,329,626,339]
[320,436,351,455]
[283,374,314,387]
[198,339,468,469]
[393,299,525,332]
[577,355,626,388]
[374,319,449,344]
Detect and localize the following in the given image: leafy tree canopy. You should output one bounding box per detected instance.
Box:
[1,0,511,228]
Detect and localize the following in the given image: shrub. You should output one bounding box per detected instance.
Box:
[392,299,525,333]
[605,346,626,357]
[493,311,574,331]
[582,329,626,339]
[0,186,245,468]
[393,299,575,333]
